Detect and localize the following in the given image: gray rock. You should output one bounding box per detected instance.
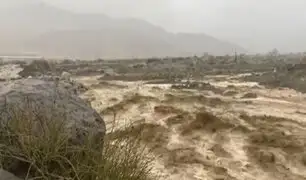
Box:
[0,78,105,146]
[0,169,21,180]
[34,75,88,95]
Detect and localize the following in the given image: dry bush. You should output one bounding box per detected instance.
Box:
[0,103,153,180]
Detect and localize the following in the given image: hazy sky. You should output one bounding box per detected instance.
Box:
[1,0,306,53]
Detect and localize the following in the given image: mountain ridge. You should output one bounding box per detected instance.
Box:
[0,2,247,59]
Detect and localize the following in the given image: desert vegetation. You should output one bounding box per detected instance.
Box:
[0,107,153,180]
[0,86,153,180]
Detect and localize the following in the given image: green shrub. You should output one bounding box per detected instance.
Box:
[0,104,153,180]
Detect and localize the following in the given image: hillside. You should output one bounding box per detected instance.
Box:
[0,2,246,59]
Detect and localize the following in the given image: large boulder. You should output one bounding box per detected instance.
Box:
[0,78,105,145]
[33,75,88,96]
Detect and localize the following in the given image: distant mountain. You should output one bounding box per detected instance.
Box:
[0,2,246,59]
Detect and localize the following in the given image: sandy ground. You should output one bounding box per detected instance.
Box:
[75,75,306,180]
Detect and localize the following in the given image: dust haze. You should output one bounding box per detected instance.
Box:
[1,0,306,58]
[44,0,306,53]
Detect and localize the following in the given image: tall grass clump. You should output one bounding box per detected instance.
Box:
[0,100,153,180]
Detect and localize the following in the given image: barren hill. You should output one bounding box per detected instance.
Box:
[0,2,246,59]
